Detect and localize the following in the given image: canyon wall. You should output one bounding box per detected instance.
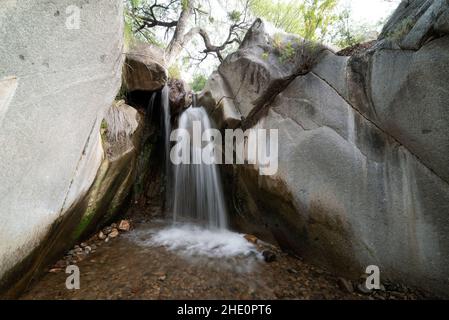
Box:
[199,0,449,296]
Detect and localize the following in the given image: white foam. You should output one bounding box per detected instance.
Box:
[129,224,262,272]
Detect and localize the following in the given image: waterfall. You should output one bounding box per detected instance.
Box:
[132,91,258,266]
[161,86,172,212]
[171,97,228,229]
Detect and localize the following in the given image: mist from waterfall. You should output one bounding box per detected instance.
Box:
[171,99,228,229]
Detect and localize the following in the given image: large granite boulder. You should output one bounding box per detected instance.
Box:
[168,79,191,115]
[0,0,124,297]
[123,42,168,92]
[200,1,449,297]
[70,100,144,243]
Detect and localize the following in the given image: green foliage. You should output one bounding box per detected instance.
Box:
[124,18,135,49]
[331,8,367,48]
[273,32,284,48]
[190,74,208,92]
[261,51,269,60]
[129,0,141,9]
[249,0,338,41]
[302,0,338,41]
[101,119,108,131]
[386,17,414,42]
[168,64,182,80]
[181,0,190,10]
[279,41,295,63]
[228,10,242,22]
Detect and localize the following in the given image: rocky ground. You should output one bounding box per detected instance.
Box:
[20,217,428,300]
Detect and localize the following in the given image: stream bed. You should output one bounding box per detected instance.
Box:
[20,220,423,300]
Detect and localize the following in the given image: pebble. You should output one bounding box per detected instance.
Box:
[109,228,119,238]
[262,250,276,263]
[356,283,372,295]
[118,220,131,232]
[287,268,299,274]
[244,234,258,244]
[337,277,354,293]
[98,231,106,240]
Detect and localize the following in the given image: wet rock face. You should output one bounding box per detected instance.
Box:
[0,0,125,297]
[123,42,168,92]
[205,5,449,297]
[168,79,190,115]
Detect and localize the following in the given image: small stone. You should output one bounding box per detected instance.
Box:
[118,220,130,232]
[109,228,119,238]
[111,223,117,228]
[98,231,106,240]
[338,277,354,293]
[49,268,62,273]
[84,246,92,254]
[356,283,372,295]
[287,268,298,274]
[244,234,258,244]
[80,242,87,248]
[103,226,112,235]
[262,250,276,263]
[158,275,167,281]
[54,260,66,268]
[76,253,87,262]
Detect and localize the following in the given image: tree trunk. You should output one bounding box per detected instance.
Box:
[165,1,195,66]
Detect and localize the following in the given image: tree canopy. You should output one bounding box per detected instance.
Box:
[249,0,338,41]
[124,0,393,79]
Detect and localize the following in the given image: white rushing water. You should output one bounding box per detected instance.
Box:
[171,101,228,229]
[138,92,258,268]
[130,223,262,272]
[161,86,172,212]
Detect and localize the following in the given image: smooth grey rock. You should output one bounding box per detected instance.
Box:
[379,0,449,50]
[207,12,449,297]
[0,0,124,291]
[216,19,327,119]
[435,8,449,33]
[400,0,448,49]
[369,36,449,182]
[312,50,349,100]
[198,71,242,129]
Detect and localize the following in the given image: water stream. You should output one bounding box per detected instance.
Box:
[135,90,258,266]
[172,104,228,229]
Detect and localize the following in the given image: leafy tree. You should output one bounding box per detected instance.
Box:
[125,0,252,66]
[331,7,385,48]
[168,64,182,79]
[190,73,208,92]
[249,0,338,41]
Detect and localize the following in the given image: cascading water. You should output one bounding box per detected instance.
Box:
[161,86,172,212]
[171,101,228,229]
[130,90,260,267]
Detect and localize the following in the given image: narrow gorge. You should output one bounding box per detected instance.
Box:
[1,0,449,300]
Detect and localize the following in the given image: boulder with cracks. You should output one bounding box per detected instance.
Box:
[199,3,449,297]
